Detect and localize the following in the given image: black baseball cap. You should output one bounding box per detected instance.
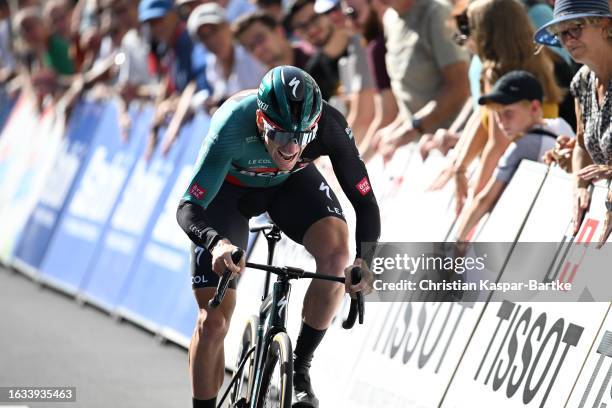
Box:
[478,70,544,106]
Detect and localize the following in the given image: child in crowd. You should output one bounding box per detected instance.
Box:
[455,70,574,241]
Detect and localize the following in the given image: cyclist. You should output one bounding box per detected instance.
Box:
[176,65,380,408]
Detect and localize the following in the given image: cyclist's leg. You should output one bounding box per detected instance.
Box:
[189,182,250,403]
[268,165,349,406]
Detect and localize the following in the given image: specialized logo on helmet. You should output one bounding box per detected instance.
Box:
[289,77,301,99]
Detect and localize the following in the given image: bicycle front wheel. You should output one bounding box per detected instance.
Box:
[229,316,258,407]
[256,332,293,408]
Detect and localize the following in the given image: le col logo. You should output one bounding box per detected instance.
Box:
[248,159,272,165]
[246,135,258,144]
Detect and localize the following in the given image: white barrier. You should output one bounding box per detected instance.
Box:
[566,305,612,408]
[441,169,612,408]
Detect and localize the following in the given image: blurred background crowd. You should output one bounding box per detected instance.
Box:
[0,0,610,243]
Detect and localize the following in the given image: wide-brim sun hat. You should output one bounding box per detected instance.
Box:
[534,0,612,47]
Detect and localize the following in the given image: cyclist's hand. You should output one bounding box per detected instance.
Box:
[344,258,374,298]
[211,239,245,277]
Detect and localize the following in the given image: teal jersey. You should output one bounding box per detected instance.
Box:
[180,89,380,257]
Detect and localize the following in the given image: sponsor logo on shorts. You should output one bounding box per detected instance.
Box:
[327,206,344,216]
[356,177,371,196]
[189,183,206,200]
[191,275,208,285]
[194,246,205,266]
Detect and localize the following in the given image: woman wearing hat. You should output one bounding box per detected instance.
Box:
[535,0,612,247]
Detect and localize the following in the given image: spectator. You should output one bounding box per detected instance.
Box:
[250,0,283,22]
[430,0,564,215]
[139,0,210,158]
[233,11,313,69]
[205,0,255,22]
[375,0,470,162]
[344,0,399,151]
[43,0,72,43]
[455,71,574,241]
[187,3,266,113]
[285,0,348,100]
[286,0,377,142]
[535,0,612,246]
[14,6,76,76]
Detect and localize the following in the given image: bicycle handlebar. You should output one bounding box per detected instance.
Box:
[342,267,364,329]
[207,248,365,328]
[207,249,245,309]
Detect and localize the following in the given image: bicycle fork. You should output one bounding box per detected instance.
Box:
[250,278,291,407]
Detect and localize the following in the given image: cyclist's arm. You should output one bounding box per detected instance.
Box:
[320,105,381,262]
[176,114,243,252]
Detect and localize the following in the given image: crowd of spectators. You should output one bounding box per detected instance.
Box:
[0,0,610,246]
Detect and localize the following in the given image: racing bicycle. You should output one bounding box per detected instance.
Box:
[208,223,365,408]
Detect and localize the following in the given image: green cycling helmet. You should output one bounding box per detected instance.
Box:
[257,65,322,133]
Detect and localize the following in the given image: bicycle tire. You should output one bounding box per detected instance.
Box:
[229,316,258,407]
[256,332,293,408]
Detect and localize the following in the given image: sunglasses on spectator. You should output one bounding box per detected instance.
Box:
[292,13,322,32]
[549,23,585,43]
[262,115,318,147]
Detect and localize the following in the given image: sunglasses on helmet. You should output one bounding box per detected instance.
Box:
[262,115,318,147]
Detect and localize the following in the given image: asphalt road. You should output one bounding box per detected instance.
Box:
[0,266,229,408]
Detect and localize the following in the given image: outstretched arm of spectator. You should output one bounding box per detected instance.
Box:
[378,62,470,161]
[144,76,175,160]
[571,100,593,235]
[359,89,398,160]
[346,87,376,147]
[419,98,473,161]
[470,117,511,197]
[455,176,506,242]
[412,62,470,137]
[427,108,485,193]
[362,109,404,163]
[161,81,197,155]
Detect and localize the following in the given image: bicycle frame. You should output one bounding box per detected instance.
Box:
[222,225,292,408]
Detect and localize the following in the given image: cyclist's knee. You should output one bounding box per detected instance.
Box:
[315,245,349,276]
[195,309,230,343]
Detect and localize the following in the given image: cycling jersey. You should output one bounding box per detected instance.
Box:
[177,90,380,259]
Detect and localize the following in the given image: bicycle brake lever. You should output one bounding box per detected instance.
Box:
[208,248,244,309]
[342,266,364,329]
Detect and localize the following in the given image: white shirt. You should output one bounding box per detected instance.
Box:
[205,44,266,102]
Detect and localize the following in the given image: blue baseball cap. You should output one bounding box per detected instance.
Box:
[534,0,612,47]
[139,0,174,23]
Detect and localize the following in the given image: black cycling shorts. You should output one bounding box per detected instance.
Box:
[190,164,346,289]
